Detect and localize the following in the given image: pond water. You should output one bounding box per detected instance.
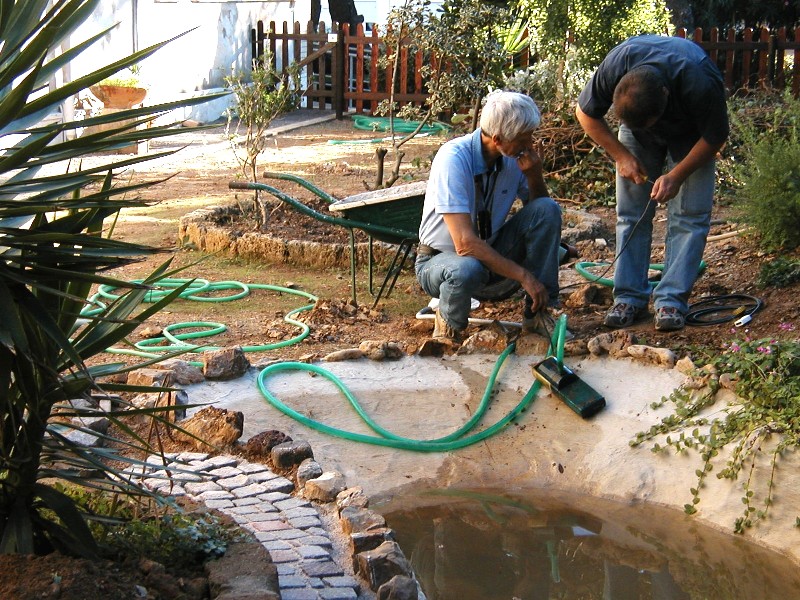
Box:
[376,487,800,600]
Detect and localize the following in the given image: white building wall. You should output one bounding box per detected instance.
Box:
[65,0,445,122]
[69,1,299,121]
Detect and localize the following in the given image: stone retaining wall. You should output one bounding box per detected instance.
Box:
[179,205,406,269]
[178,204,606,269]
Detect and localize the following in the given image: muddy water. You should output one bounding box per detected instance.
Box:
[376,487,800,600]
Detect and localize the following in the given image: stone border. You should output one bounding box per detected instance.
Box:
[122,445,425,599]
[178,204,607,271]
[178,205,407,270]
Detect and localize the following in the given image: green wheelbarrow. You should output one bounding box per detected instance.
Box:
[229,173,426,307]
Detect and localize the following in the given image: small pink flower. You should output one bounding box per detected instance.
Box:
[779,322,795,331]
[729,342,741,352]
[756,345,772,354]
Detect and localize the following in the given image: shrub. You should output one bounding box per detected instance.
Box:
[0,0,226,558]
[758,257,800,288]
[733,137,800,249]
[225,56,301,227]
[55,485,240,573]
[724,91,800,249]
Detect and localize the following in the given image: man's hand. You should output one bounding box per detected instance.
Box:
[617,154,648,185]
[515,141,543,174]
[521,271,548,313]
[650,173,681,202]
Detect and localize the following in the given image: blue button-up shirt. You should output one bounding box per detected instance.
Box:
[418,128,530,252]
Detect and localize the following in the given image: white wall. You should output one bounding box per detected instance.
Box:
[69,1,300,121]
[66,0,446,122]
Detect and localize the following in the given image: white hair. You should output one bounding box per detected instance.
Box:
[479,90,541,141]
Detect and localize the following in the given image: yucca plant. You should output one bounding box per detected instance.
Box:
[0,0,228,557]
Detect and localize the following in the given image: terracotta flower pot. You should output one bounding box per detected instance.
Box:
[89,84,148,109]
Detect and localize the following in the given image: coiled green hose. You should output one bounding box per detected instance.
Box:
[350,115,451,134]
[84,280,318,360]
[86,276,569,451]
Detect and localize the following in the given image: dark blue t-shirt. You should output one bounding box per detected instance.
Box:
[578,35,729,159]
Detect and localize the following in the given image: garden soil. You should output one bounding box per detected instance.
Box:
[97,111,800,360]
[4,110,800,598]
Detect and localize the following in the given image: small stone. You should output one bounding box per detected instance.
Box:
[297,458,323,488]
[377,574,418,600]
[355,541,413,591]
[339,506,386,535]
[336,487,369,512]
[323,348,364,362]
[675,355,696,374]
[271,440,314,470]
[587,330,637,357]
[245,430,293,458]
[627,344,677,367]
[350,528,395,554]
[303,471,347,502]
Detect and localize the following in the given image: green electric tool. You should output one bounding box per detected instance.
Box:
[532,356,605,419]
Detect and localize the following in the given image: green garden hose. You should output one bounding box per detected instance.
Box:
[327,115,451,144]
[86,275,568,452]
[83,280,318,361]
[350,115,451,134]
[575,260,707,289]
[255,315,569,452]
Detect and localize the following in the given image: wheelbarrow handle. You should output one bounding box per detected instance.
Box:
[228,181,254,190]
[262,171,338,204]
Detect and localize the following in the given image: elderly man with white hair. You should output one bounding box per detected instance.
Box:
[415,90,566,344]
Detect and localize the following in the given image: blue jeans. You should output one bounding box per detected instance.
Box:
[415,197,562,331]
[614,126,715,314]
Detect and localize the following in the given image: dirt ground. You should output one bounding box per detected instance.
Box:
[7,113,800,599]
[103,114,800,364]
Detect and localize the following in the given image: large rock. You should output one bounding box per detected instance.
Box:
[127,368,173,388]
[203,346,250,380]
[175,406,244,451]
[153,359,205,385]
[355,540,414,591]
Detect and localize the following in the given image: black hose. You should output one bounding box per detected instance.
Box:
[685,294,764,327]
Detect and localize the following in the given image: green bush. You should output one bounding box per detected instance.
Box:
[758,257,800,288]
[0,0,226,558]
[733,137,800,249]
[54,485,239,573]
[722,91,800,249]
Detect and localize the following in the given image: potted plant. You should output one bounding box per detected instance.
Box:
[89,66,148,109]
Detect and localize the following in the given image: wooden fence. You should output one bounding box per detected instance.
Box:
[251,22,800,116]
